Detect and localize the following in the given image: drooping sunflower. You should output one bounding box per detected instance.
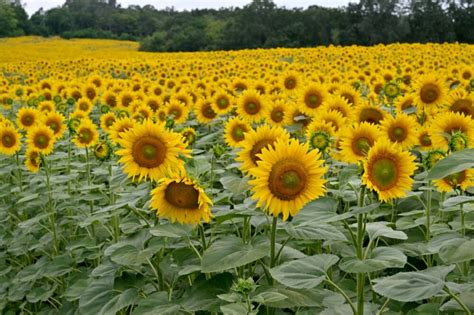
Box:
[297,83,328,116]
[224,117,250,148]
[237,90,266,123]
[17,107,41,131]
[150,173,213,225]
[380,113,419,150]
[433,169,473,193]
[249,138,326,220]
[431,111,474,149]
[116,119,191,182]
[26,124,56,155]
[42,111,66,140]
[414,75,447,111]
[339,122,383,163]
[0,124,21,155]
[25,148,41,173]
[73,119,99,148]
[195,98,218,124]
[362,139,417,202]
[236,124,290,173]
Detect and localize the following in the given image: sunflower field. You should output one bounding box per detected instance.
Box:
[1,36,474,315]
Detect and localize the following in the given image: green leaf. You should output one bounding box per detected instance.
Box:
[373,271,445,302]
[253,285,324,308]
[426,149,474,180]
[284,222,347,241]
[251,291,287,304]
[149,223,192,238]
[79,277,114,314]
[220,175,250,195]
[201,236,267,273]
[133,292,181,315]
[110,245,154,266]
[441,292,474,311]
[269,254,339,289]
[439,239,474,264]
[220,303,248,315]
[443,196,474,208]
[339,247,406,273]
[366,222,408,240]
[99,288,139,315]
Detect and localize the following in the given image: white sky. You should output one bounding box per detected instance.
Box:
[23,0,351,16]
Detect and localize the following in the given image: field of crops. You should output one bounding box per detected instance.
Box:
[0,36,473,314]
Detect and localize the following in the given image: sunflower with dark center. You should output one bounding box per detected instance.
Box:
[362,139,417,202]
[432,111,474,149]
[249,139,326,220]
[238,90,265,123]
[236,124,290,173]
[25,149,41,173]
[212,91,233,114]
[17,107,39,130]
[150,174,212,225]
[298,84,328,116]
[43,111,66,139]
[414,75,447,110]
[27,125,55,155]
[381,113,418,150]
[181,127,196,145]
[196,100,217,123]
[339,122,382,163]
[434,169,473,193]
[356,104,387,125]
[73,120,99,148]
[116,119,190,182]
[417,127,434,150]
[0,124,21,155]
[224,117,250,147]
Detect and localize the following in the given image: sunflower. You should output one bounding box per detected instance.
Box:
[195,98,217,123]
[150,173,213,225]
[17,107,40,130]
[102,91,118,109]
[265,99,291,126]
[434,169,473,193]
[118,91,134,109]
[281,71,300,92]
[26,124,55,155]
[224,117,250,147]
[0,124,21,155]
[38,100,55,113]
[339,122,383,163]
[355,103,388,125]
[236,124,290,173]
[211,90,234,115]
[337,84,361,107]
[395,94,416,114]
[181,127,196,145]
[25,148,41,173]
[414,75,447,111]
[380,113,418,150]
[362,139,417,202]
[416,126,435,151]
[321,95,354,120]
[93,140,112,161]
[445,90,474,118]
[431,112,474,149]
[42,111,66,139]
[317,110,346,132]
[100,112,117,133]
[297,83,328,116]
[116,119,190,182]
[237,90,266,123]
[165,101,189,124]
[248,138,326,220]
[76,98,93,114]
[73,119,99,148]
[145,97,161,112]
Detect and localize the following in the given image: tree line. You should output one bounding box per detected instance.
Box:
[0,0,473,51]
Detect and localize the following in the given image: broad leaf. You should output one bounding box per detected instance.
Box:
[426,149,474,180]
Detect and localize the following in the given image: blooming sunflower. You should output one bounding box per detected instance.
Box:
[339,122,383,163]
[0,124,21,155]
[414,75,447,112]
[362,139,417,202]
[416,126,435,151]
[25,148,41,173]
[265,99,291,126]
[165,101,189,124]
[195,99,217,123]
[433,169,473,193]
[281,71,300,92]
[76,98,93,114]
[445,90,474,118]
[110,117,135,145]
[100,112,117,134]
[431,112,474,149]
[181,127,196,145]
[380,113,419,150]
[26,124,55,155]
[249,138,326,220]
[211,90,234,115]
[73,119,99,148]
[116,120,190,182]
[236,124,290,173]
[42,111,66,139]
[17,107,40,131]
[355,103,388,125]
[237,90,266,123]
[224,117,250,147]
[395,94,416,114]
[150,173,213,225]
[321,95,354,120]
[297,83,328,116]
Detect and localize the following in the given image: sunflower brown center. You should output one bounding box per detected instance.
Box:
[360,108,383,125]
[164,182,199,209]
[271,109,284,123]
[2,133,15,148]
[78,128,93,144]
[371,158,398,190]
[443,171,466,186]
[352,137,372,156]
[217,97,229,109]
[244,100,260,115]
[169,107,182,119]
[420,83,440,104]
[390,126,406,142]
[268,159,307,200]
[305,93,321,108]
[451,99,473,118]
[202,104,217,119]
[231,125,246,142]
[22,114,34,126]
[420,133,432,146]
[34,133,50,149]
[250,138,275,165]
[132,136,166,168]
[284,78,296,90]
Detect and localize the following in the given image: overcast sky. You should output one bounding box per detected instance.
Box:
[23,0,351,16]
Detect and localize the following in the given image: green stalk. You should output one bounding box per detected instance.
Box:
[109,164,119,242]
[85,147,96,239]
[425,184,432,267]
[15,153,23,192]
[42,155,59,256]
[357,186,366,315]
[199,224,207,251]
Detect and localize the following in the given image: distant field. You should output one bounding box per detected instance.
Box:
[0,37,473,315]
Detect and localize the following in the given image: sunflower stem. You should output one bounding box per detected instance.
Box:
[199,224,207,251]
[15,153,23,192]
[325,277,357,315]
[109,163,119,242]
[443,287,472,315]
[67,131,72,195]
[85,147,96,239]
[425,183,432,267]
[357,186,366,315]
[42,155,59,256]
